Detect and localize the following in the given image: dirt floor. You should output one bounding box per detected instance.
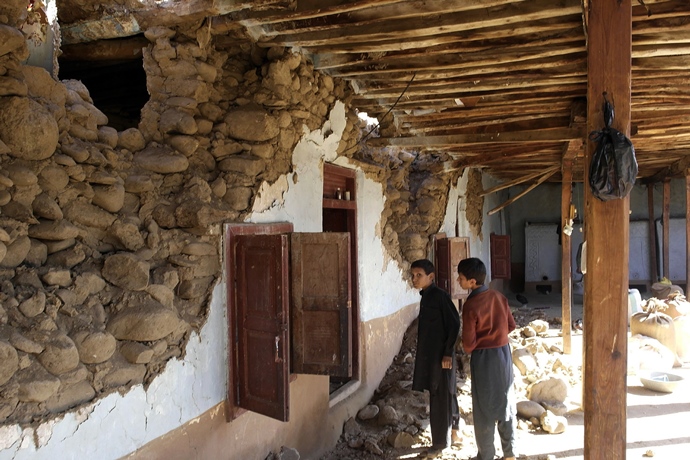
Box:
[319,291,690,460]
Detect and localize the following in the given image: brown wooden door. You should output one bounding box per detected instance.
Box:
[290,232,352,377]
[491,233,511,279]
[436,237,470,300]
[235,234,290,422]
[435,237,452,294]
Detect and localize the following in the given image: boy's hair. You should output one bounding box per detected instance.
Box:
[411,259,435,275]
[457,257,487,285]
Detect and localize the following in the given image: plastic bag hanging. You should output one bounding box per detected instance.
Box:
[588,94,638,201]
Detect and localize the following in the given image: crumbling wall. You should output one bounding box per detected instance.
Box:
[354,142,461,271]
[0,1,354,427]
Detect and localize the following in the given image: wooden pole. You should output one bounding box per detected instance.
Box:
[583,1,630,458]
[686,175,690,291]
[561,161,573,355]
[663,178,671,279]
[647,184,658,283]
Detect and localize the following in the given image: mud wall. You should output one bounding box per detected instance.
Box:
[0,2,356,428]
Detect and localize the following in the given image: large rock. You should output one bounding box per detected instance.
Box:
[0,341,19,385]
[37,334,80,375]
[106,301,180,341]
[0,235,30,268]
[64,200,117,229]
[117,127,146,151]
[72,330,117,364]
[516,400,546,419]
[134,145,189,173]
[45,381,96,413]
[512,347,539,376]
[102,253,150,291]
[224,106,280,141]
[15,363,61,402]
[0,97,59,160]
[527,376,569,405]
[28,220,81,240]
[92,183,125,213]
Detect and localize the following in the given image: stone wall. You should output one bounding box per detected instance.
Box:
[0,4,355,426]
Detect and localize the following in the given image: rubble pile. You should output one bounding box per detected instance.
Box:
[320,308,583,459]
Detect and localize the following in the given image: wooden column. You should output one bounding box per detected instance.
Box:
[647,184,658,283]
[686,174,690,289]
[583,1,631,458]
[561,162,573,354]
[663,178,671,279]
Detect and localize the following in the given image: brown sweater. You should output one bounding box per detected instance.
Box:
[462,287,516,354]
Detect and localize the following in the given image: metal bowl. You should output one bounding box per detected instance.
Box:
[639,371,684,393]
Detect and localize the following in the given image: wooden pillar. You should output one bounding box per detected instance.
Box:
[647,184,658,283]
[686,174,690,289]
[663,178,671,279]
[561,162,573,354]
[583,1,630,458]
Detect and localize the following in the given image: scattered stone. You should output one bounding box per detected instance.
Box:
[387,431,415,448]
[377,405,399,426]
[357,404,380,421]
[540,410,567,434]
[516,400,546,419]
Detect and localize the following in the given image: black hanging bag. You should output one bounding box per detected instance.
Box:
[588,95,638,201]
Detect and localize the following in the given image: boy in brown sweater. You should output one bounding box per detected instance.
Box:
[458,257,516,460]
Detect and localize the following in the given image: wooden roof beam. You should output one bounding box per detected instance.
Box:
[366,126,586,147]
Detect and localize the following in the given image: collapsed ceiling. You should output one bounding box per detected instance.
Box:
[56,0,690,184]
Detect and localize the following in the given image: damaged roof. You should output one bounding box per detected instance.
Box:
[56,0,690,184]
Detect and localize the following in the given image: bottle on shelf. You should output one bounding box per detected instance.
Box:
[335,187,342,199]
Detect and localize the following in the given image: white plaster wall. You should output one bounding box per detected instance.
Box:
[0,282,229,460]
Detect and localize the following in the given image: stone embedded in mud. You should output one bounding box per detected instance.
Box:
[102,253,150,291]
[29,220,81,241]
[159,108,198,135]
[387,431,415,448]
[63,200,117,229]
[0,340,19,386]
[18,291,46,318]
[117,128,145,151]
[72,330,117,364]
[16,362,61,402]
[33,193,64,220]
[224,106,280,141]
[0,235,31,268]
[45,380,96,413]
[37,334,80,376]
[92,183,125,213]
[0,24,27,57]
[106,302,180,341]
[120,341,155,364]
[0,96,59,161]
[134,145,190,173]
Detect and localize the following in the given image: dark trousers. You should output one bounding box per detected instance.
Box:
[429,368,460,448]
[470,345,516,459]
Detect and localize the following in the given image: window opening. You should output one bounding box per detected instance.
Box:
[58,36,149,131]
